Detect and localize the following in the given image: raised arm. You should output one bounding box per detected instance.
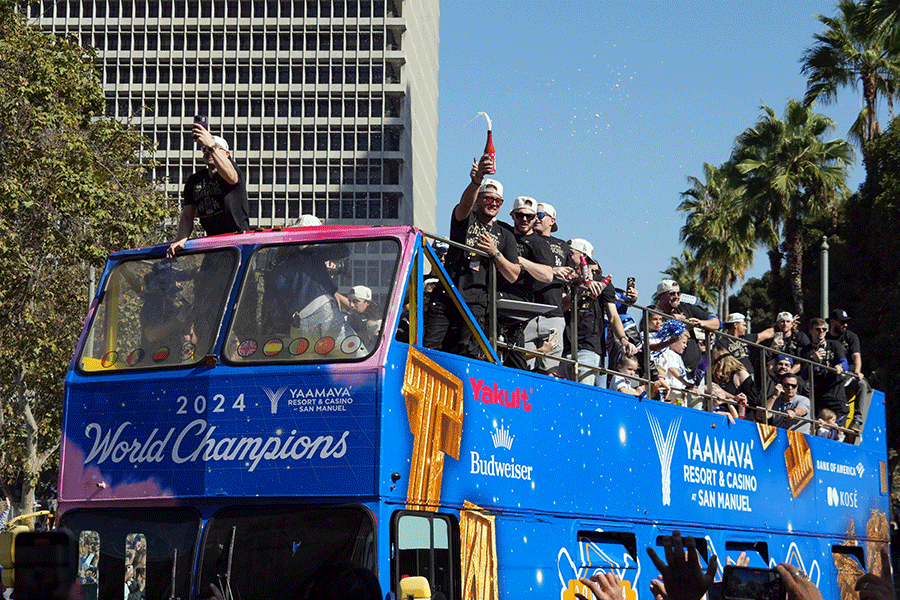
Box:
[455,154,493,222]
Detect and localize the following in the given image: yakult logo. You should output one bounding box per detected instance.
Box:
[469,378,533,411]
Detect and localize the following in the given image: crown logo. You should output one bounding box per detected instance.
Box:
[492,424,514,450]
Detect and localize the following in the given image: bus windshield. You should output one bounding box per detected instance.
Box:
[223,238,400,363]
[196,505,377,600]
[79,249,239,372]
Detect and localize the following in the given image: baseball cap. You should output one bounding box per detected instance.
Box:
[537,203,559,232]
[776,311,793,323]
[724,312,746,325]
[655,279,679,297]
[568,238,596,264]
[293,214,322,227]
[478,178,503,199]
[830,308,850,322]
[211,135,230,152]
[511,196,537,214]
[348,285,372,301]
[776,355,794,366]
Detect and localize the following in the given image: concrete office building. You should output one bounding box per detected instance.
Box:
[26,0,439,233]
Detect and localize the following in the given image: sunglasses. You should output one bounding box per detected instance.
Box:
[783,382,798,388]
[536,212,548,219]
[813,327,828,332]
[513,212,535,221]
[482,196,503,207]
[668,291,681,296]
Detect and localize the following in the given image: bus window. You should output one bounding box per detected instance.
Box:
[224,239,400,363]
[78,531,100,600]
[724,541,769,567]
[58,508,199,600]
[79,250,239,372]
[196,505,376,600]
[391,511,460,600]
[125,533,146,600]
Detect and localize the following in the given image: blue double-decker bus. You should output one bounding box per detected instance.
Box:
[60,224,890,599]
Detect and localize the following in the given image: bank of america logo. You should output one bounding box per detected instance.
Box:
[856,462,864,477]
[492,424,514,450]
[647,409,681,506]
[263,386,287,414]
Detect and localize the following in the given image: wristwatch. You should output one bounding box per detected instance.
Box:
[493,251,501,259]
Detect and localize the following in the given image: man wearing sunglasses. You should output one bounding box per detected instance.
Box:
[423,154,520,357]
[498,196,555,370]
[767,373,811,433]
[801,317,849,427]
[652,279,720,373]
[530,203,575,374]
[168,121,249,257]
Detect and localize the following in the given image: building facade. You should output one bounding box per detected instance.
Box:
[26,0,439,232]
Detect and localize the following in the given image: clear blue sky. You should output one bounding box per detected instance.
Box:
[435,0,873,306]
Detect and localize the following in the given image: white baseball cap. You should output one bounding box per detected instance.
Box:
[294,214,322,227]
[511,196,537,215]
[478,178,503,199]
[537,203,559,232]
[568,238,595,263]
[348,285,372,301]
[211,135,230,152]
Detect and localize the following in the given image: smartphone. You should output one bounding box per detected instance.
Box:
[627,276,635,289]
[722,565,783,600]
[194,114,208,129]
[14,531,78,600]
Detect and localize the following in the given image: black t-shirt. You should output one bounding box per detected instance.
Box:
[716,332,760,374]
[497,227,554,303]
[534,235,570,318]
[827,329,861,363]
[800,339,848,413]
[664,303,714,371]
[446,211,519,307]
[763,330,810,361]
[183,162,250,235]
[564,282,615,355]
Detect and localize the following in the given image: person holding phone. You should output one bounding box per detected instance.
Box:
[168,117,249,257]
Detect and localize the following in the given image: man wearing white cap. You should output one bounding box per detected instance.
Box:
[653,279,720,372]
[168,120,249,257]
[564,239,636,386]
[529,202,574,374]
[346,285,381,350]
[717,312,774,375]
[424,153,520,356]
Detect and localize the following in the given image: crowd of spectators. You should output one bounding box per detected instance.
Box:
[423,151,869,443]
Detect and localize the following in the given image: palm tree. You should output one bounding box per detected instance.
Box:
[736,100,854,316]
[801,0,900,149]
[678,162,756,318]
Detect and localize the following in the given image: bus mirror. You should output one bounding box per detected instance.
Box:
[0,525,32,587]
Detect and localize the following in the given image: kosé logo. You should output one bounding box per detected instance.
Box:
[826,486,858,508]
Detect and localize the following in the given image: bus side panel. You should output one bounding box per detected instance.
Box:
[60,367,382,502]
[379,345,889,539]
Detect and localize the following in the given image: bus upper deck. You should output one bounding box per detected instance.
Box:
[60,224,890,600]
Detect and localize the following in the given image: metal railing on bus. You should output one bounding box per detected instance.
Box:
[418,233,865,443]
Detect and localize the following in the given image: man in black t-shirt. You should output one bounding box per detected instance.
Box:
[562,239,636,386]
[801,317,849,425]
[716,312,774,379]
[827,308,862,377]
[497,196,554,370]
[423,154,520,356]
[653,279,720,372]
[529,202,575,374]
[168,124,249,257]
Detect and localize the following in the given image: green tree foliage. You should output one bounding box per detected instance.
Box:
[678,162,756,318]
[802,0,900,149]
[736,100,853,317]
[0,2,172,520]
